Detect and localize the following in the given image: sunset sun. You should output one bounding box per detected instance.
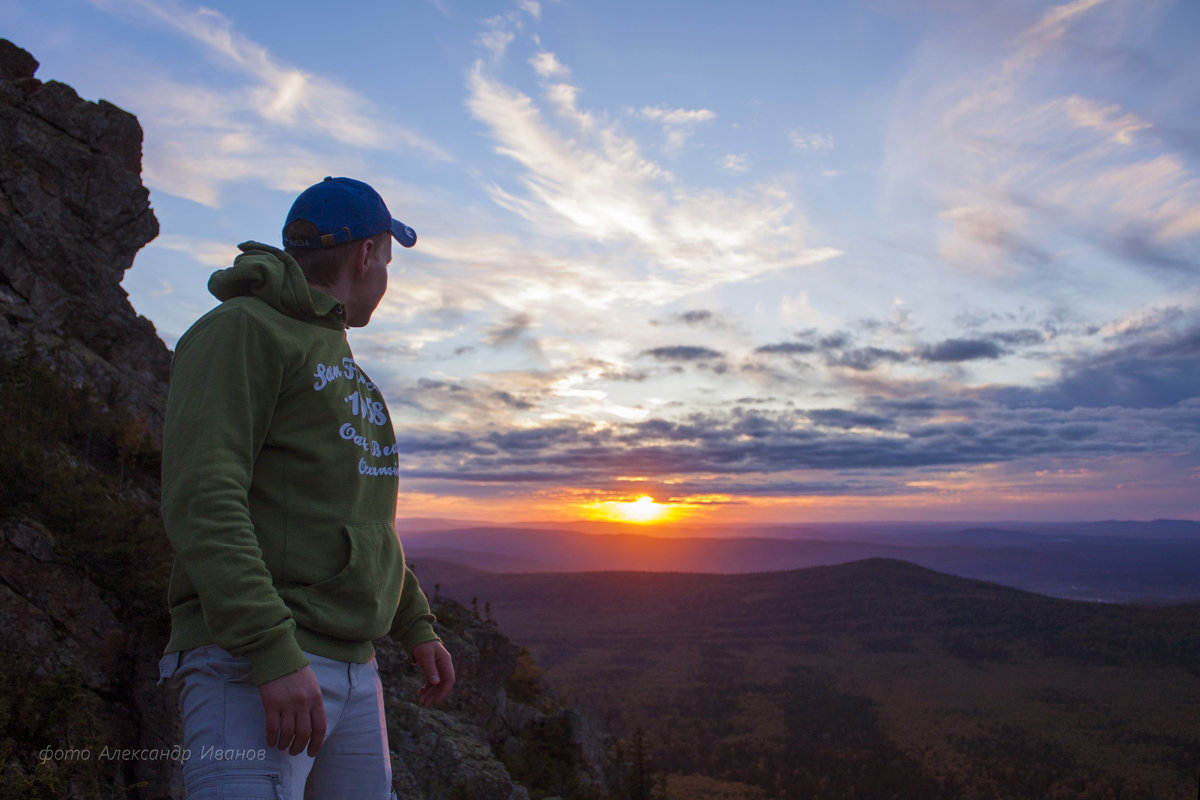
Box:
[583,495,674,524]
[619,496,667,523]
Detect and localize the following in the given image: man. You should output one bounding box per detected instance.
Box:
[158,177,454,799]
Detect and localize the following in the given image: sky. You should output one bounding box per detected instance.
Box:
[5,0,1199,526]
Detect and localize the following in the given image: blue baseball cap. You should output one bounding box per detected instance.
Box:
[282,176,417,249]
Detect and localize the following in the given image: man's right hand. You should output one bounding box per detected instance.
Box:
[258,665,327,756]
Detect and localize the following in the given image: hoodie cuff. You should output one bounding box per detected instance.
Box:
[245,633,310,687]
[398,620,441,657]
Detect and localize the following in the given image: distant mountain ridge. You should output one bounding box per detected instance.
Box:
[415,556,1200,671]
[404,519,1200,602]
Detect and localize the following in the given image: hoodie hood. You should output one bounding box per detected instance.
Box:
[208,241,345,327]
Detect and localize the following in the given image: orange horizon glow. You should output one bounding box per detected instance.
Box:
[392,457,1200,526]
[581,495,679,524]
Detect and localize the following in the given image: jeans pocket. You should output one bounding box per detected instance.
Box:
[210,653,256,685]
[182,645,256,685]
[187,768,283,800]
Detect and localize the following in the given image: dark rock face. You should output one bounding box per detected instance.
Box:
[0,39,611,800]
[0,38,181,799]
[0,38,169,433]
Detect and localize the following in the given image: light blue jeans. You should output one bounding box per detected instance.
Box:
[159,645,396,800]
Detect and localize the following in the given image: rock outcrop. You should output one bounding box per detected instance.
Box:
[0,39,169,432]
[379,595,612,799]
[0,39,611,800]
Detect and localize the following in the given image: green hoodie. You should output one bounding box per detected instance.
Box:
[161,241,437,685]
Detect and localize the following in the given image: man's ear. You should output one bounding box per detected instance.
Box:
[355,238,376,277]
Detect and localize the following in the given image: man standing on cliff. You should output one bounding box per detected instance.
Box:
[158,176,454,799]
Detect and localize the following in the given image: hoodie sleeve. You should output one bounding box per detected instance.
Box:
[161,307,308,685]
[391,564,440,655]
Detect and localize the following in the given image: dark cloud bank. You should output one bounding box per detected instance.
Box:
[395,319,1200,499]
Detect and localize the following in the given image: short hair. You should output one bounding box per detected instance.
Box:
[283,219,389,285]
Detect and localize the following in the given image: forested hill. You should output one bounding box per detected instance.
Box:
[419,557,1200,799]
[420,557,1200,670]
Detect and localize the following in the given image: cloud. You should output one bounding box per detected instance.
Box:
[491,390,535,411]
[641,346,725,362]
[767,331,911,372]
[1019,0,1109,56]
[465,57,842,291]
[83,0,449,206]
[388,307,1200,507]
[983,319,1200,410]
[479,26,517,59]
[482,311,537,348]
[720,154,750,173]
[936,205,1053,273]
[756,342,818,356]
[394,374,548,420]
[639,106,717,127]
[919,338,1004,362]
[789,131,835,151]
[756,326,1050,374]
[807,409,896,430]
[1061,95,1151,145]
[530,50,568,79]
[149,234,240,268]
[828,347,910,372]
[639,104,717,149]
[991,329,1046,347]
[885,0,1200,276]
[396,393,1199,492]
[654,309,731,330]
[677,310,716,326]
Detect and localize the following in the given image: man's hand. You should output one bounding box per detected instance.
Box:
[412,640,455,707]
[258,665,327,756]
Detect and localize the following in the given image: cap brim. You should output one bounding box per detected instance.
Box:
[390,219,417,248]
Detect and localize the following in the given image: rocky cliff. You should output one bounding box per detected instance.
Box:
[0,39,612,800]
[0,39,169,429]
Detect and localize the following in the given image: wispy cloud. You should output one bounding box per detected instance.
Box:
[639,104,717,149]
[482,311,543,356]
[520,0,542,21]
[789,131,835,150]
[1019,0,1109,57]
[478,25,517,60]
[82,0,449,206]
[466,58,840,291]
[640,106,718,127]
[529,50,569,79]
[884,0,1200,276]
[720,153,750,173]
[149,234,240,268]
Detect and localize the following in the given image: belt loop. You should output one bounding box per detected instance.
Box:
[156,651,183,685]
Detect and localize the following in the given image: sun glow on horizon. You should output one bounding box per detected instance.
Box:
[583,495,676,524]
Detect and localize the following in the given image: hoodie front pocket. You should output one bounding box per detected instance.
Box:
[282,523,404,641]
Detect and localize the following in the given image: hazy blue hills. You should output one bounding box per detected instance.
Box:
[402,518,1200,603]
